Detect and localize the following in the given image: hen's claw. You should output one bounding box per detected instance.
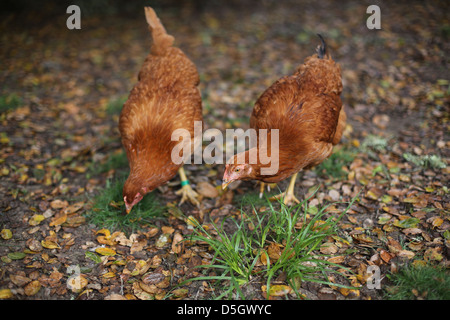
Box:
[268,172,299,206]
[176,184,200,207]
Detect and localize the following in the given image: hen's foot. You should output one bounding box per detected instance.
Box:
[176,184,200,207]
[269,191,300,206]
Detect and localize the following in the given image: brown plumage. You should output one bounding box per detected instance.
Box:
[120,7,202,213]
[223,35,346,204]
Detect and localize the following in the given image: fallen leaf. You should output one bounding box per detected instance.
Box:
[393,217,420,229]
[352,233,374,243]
[85,251,102,263]
[8,252,26,260]
[49,212,67,227]
[105,294,128,300]
[50,199,68,209]
[161,226,174,234]
[41,239,60,249]
[262,284,293,297]
[172,288,188,299]
[402,228,422,235]
[95,247,116,256]
[0,289,13,299]
[67,274,88,293]
[130,236,147,254]
[29,214,45,226]
[365,188,384,200]
[133,282,154,300]
[320,242,338,254]
[397,250,415,259]
[63,201,84,214]
[172,232,184,254]
[387,239,403,254]
[1,229,12,240]
[155,234,170,248]
[24,280,41,296]
[327,256,345,264]
[328,189,340,201]
[267,242,282,261]
[197,181,219,198]
[427,216,443,228]
[102,271,116,279]
[424,247,443,262]
[26,238,43,252]
[142,272,165,285]
[380,250,393,263]
[10,274,31,287]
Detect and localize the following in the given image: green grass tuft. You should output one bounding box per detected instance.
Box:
[315,147,355,180]
[87,176,166,234]
[89,150,128,176]
[106,95,127,115]
[384,265,450,300]
[0,93,23,113]
[187,192,356,299]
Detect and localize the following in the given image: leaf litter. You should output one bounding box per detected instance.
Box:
[0,1,449,300]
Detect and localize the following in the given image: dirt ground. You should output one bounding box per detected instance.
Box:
[0,0,448,301]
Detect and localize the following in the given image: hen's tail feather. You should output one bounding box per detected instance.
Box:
[316,34,327,59]
[144,7,174,55]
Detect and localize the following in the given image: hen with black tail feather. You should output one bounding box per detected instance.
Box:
[316,34,327,59]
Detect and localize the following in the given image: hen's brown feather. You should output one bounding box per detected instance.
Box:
[119,7,202,202]
[246,39,345,183]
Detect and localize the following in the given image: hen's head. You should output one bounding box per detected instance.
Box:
[123,176,150,214]
[222,154,255,189]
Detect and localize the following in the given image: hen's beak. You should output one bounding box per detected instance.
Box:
[124,200,132,215]
[222,180,232,190]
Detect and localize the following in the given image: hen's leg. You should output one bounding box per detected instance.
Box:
[258,182,278,198]
[175,167,200,207]
[269,173,300,205]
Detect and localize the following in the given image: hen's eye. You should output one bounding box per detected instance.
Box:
[235,168,240,173]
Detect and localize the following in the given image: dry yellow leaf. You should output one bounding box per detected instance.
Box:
[24,280,41,296]
[49,212,67,227]
[63,201,84,214]
[96,235,116,246]
[428,216,444,228]
[96,228,111,239]
[41,240,60,249]
[1,229,12,240]
[0,289,13,299]
[29,214,45,226]
[262,284,293,297]
[95,247,116,256]
[102,271,116,279]
[161,226,174,234]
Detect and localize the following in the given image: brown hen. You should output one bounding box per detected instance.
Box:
[119,7,202,213]
[222,35,346,205]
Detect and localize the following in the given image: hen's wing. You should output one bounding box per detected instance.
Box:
[119,7,202,172]
[249,54,343,173]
